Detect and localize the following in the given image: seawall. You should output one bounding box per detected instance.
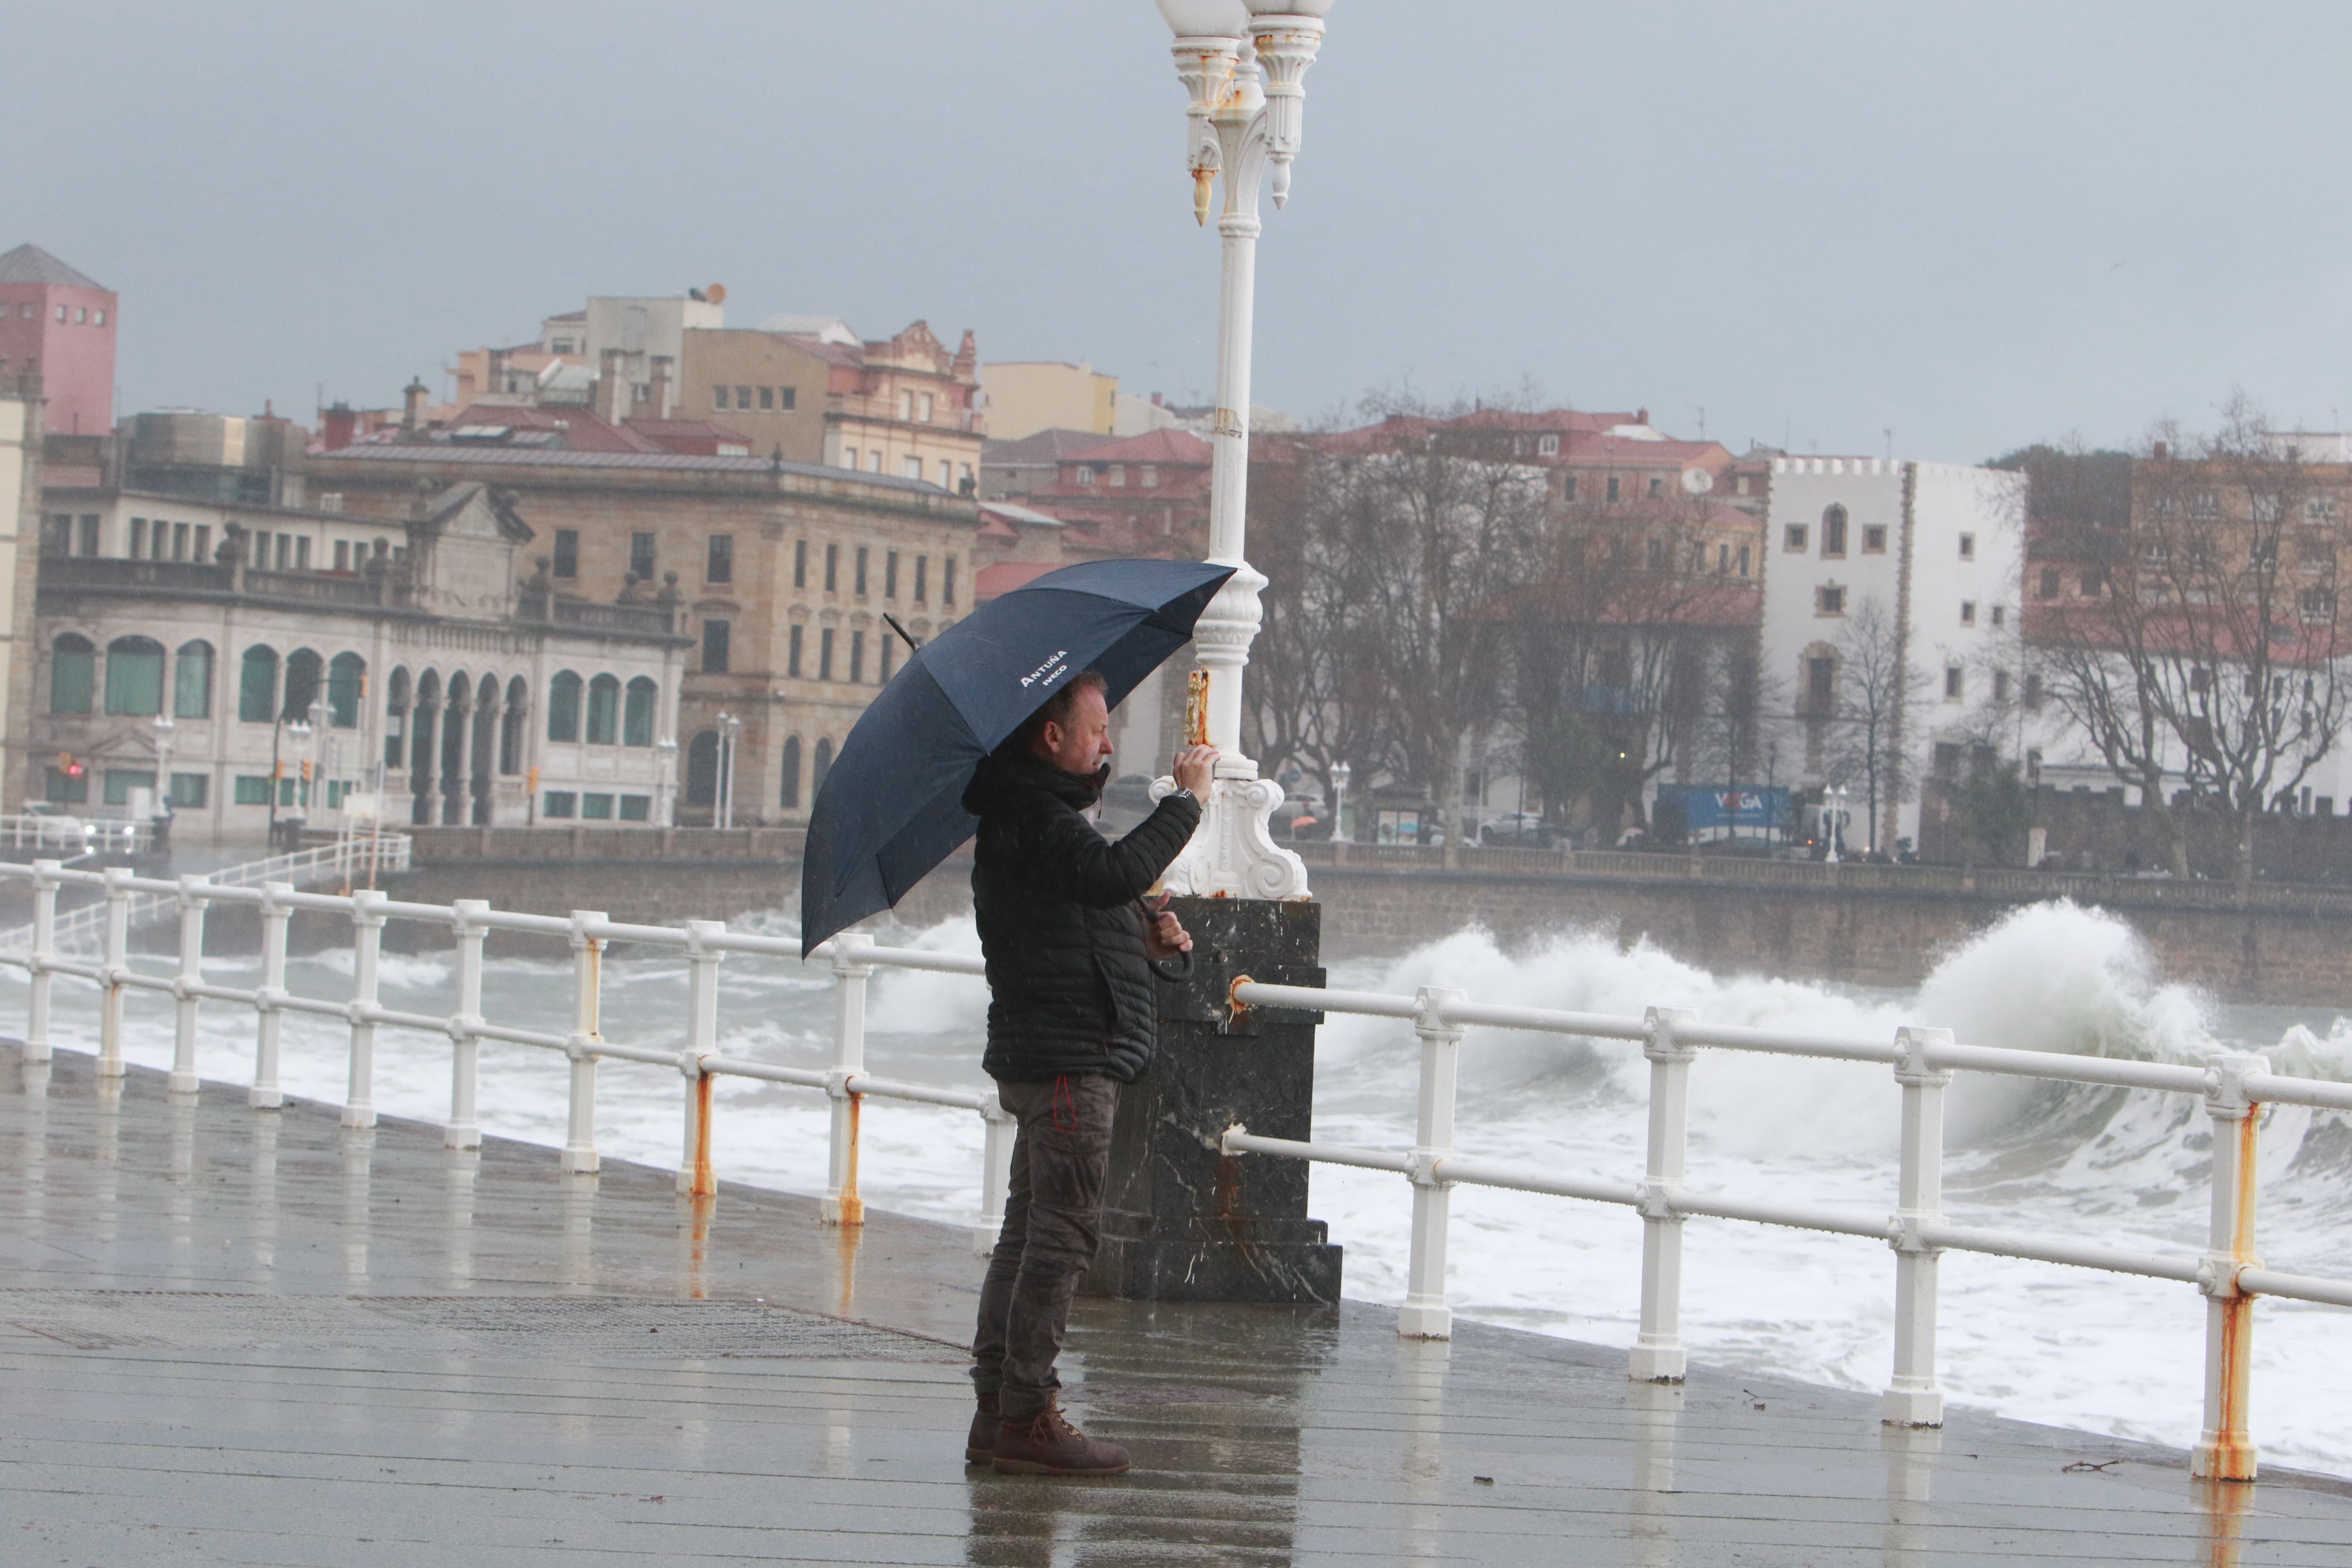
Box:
[384,833,2352,1006]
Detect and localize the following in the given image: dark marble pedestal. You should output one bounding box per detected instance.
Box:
[1083,896,1342,1305]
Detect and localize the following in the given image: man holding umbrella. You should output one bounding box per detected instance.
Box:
[961,671,1216,1476]
[796,557,1237,1474]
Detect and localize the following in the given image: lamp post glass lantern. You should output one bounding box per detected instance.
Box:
[1148,0,1332,900]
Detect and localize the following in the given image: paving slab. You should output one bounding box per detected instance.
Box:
[3,1042,2349,1566]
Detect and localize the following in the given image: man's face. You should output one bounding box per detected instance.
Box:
[1038,685,1113,776]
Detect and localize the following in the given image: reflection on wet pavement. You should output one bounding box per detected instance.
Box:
[3,1041,2351,1565]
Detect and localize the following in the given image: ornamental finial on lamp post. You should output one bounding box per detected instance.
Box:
[1147,0,1331,901]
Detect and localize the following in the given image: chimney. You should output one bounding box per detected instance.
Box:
[322,402,358,451]
[1636,407,1650,427]
[487,347,511,396]
[597,349,628,423]
[649,355,674,420]
[2153,440,2169,461]
[401,377,429,434]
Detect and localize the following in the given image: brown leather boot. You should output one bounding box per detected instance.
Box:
[990,1405,1131,1476]
[964,1393,1000,1464]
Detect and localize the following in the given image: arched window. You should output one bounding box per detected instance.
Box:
[585,673,621,744]
[327,652,365,728]
[103,637,165,716]
[622,676,657,747]
[385,668,411,768]
[685,729,720,807]
[1821,504,1849,557]
[173,640,213,719]
[238,645,279,723]
[50,634,95,714]
[282,648,322,721]
[547,671,582,742]
[813,736,834,794]
[779,736,802,809]
[500,676,528,774]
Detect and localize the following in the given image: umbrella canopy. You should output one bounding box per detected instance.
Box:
[799,557,1235,956]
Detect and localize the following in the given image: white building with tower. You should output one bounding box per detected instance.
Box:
[1759,456,2025,853]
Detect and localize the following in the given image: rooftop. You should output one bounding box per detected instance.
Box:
[311,440,951,496]
[7,1043,2347,1564]
[0,243,108,291]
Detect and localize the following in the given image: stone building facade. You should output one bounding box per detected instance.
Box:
[27,481,689,842]
[303,441,999,827]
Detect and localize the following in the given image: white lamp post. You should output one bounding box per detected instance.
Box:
[1328,759,1351,842]
[654,736,679,829]
[1150,0,1329,901]
[1823,784,1848,864]
[717,711,743,831]
[150,715,175,846]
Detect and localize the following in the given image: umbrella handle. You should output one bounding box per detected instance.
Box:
[1149,950,1194,983]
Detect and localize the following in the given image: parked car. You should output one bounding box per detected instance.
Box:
[1479,813,1558,848]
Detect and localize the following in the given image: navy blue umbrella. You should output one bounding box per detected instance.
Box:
[799,557,1235,956]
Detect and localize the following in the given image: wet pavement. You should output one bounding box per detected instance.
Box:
[5,1043,2352,1565]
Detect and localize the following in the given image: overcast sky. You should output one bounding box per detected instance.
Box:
[10,1,2352,462]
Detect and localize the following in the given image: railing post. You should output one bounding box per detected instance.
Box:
[251,882,292,1108]
[2193,1050,2266,1482]
[1398,985,1465,1339]
[562,910,607,1175]
[95,866,133,1079]
[168,876,209,1096]
[1885,1026,1952,1427]
[822,933,873,1226]
[1630,1006,1699,1382]
[447,899,488,1150]
[677,919,723,1197]
[343,890,387,1129]
[974,1099,1016,1256]
[25,858,58,1063]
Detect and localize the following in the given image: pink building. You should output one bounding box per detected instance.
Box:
[0,244,117,435]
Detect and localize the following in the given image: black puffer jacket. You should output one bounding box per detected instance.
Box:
[963,750,1202,1083]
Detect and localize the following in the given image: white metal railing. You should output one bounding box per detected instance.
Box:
[0,814,150,858]
[1214,977,2352,1485]
[0,835,412,956]
[4,852,2348,1484]
[0,860,1014,1256]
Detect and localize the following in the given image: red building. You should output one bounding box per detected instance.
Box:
[0,245,117,435]
[996,428,1214,558]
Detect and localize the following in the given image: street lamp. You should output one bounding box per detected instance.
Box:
[716,711,743,831]
[1823,784,1848,865]
[1328,759,1351,842]
[654,736,679,829]
[150,715,175,853]
[1151,0,1331,901]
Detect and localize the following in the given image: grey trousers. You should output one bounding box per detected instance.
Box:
[971,1073,1120,1421]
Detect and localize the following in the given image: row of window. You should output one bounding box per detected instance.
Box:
[840,447,974,490]
[543,791,653,821]
[551,528,728,584]
[1068,465,1164,489]
[1563,473,1669,503]
[789,540,957,605]
[713,384,796,413]
[1785,507,1978,562]
[42,512,400,573]
[784,625,898,685]
[52,638,363,726]
[12,303,105,325]
[544,673,661,745]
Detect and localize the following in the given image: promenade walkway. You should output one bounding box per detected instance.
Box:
[5,1043,2351,1565]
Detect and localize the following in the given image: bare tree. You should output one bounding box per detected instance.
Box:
[2029,398,2352,885]
[1828,595,1929,854]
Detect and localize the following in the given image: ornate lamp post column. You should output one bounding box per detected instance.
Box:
[654,736,679,829]
[1152,0,1329,901]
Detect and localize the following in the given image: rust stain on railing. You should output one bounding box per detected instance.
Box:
[836,1093,865,1228]
[689,1072,715,1198]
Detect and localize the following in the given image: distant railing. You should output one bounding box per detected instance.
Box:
[8,859,2349,1483]
[0,814,151,858]
[38,557,234,594]
[0,835,409,956]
